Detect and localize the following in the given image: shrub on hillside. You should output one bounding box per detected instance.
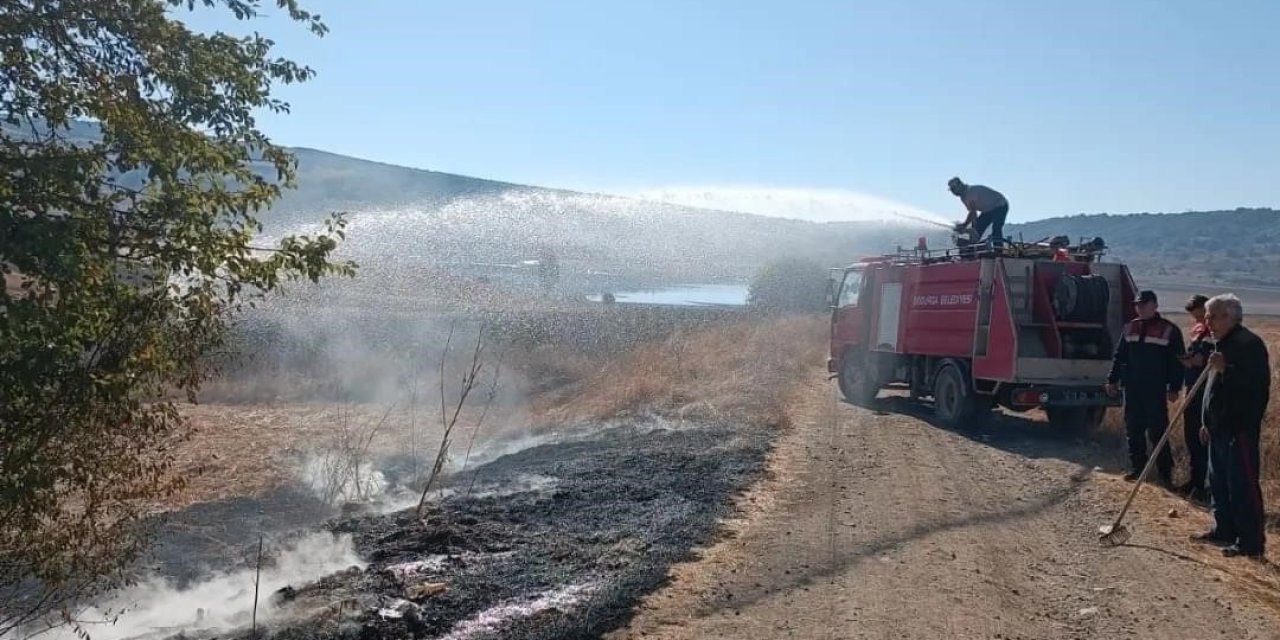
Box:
[747,257,829,313]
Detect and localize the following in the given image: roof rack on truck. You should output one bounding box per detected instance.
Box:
[858,233,1109,267]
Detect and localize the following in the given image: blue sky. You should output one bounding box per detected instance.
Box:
[185,0,1280,222]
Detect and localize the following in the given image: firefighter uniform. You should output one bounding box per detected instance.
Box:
[1106,307,1186,483]
[1202,323,1272,557]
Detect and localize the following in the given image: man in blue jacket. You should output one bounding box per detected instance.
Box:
[1105,290,1186,486]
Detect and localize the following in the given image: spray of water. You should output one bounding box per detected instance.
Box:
[250,186,949,310]
[622,185,950,225]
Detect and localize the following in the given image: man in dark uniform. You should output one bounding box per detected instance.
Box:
[1177,294,1213,501]
[1192,293,1271,558]
[1105,290,1186,485]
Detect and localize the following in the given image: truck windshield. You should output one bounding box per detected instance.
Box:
[838,270,863,307]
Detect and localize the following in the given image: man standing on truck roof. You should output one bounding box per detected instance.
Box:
[948,177,1009,249]
[1177,294,1213,501]
[1104,290,1186,486]
[1192,293,1271,559]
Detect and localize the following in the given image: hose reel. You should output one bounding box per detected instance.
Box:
[1053,274,1110,323]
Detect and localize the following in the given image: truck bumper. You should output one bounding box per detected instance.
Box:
[1011,385,1122,408]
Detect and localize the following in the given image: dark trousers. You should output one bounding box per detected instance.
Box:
[1182,389,1208,491]
[974,204,1009,248]
[1124,390,1172,481]
[1208,429,1267,553]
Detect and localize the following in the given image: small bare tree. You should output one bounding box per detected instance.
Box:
[461,350,505,497]
[416,323,487,519]
[311,400,397,506]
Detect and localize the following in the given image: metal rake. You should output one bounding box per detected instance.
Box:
[1099,365,1213,546]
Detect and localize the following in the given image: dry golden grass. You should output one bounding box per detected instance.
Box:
[164,402,521,510]
[531,315,828,429]
[162,312,824,510]
[1253,317,1280,503]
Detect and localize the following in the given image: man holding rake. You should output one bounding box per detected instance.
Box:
[1191,294,1272,559]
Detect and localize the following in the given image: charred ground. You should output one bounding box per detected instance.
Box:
[161,417,773,640]
[66,313,824,640]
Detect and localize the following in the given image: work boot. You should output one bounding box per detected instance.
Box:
[1190,530,1234,546]
[1222,544,1265,560]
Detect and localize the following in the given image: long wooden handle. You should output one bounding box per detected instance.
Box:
[1106,366,1213,531]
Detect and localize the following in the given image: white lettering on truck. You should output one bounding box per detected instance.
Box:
[911,293,974,307]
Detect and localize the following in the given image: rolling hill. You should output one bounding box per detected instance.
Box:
[1007,209,1280,288]
[6,120,1277,292]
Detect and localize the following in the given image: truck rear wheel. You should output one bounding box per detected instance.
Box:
[933,364,986,430]
[839,350,879,406]
[1045,406,1107,434]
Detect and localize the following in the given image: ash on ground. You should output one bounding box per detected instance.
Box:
[190,416,771,640]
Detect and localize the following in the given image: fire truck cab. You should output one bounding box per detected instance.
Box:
[828,236,1134,431]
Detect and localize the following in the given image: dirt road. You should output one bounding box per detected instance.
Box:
[615,375,1280,640]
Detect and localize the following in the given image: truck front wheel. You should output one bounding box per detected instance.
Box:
[933,364,987,430]
[839,350,879,406]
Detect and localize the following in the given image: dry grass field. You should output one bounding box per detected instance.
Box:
[164,312,827,510]
[1260,317,1280,494]
[530,315,827,428]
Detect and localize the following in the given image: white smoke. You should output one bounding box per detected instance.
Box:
[300,452,391,507]
[622,185,948,224]
[44,533,363,640]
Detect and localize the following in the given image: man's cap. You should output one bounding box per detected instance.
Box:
[1136,290,1158,304]
[1185,294,1209,311]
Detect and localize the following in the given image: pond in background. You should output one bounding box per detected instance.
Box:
[586,284,749,307]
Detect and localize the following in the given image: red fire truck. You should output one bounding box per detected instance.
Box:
[828,235,1134,431]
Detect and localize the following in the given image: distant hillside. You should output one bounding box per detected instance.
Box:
[1008,209,1280,287]
[0,122,928,285]
[8,120,1276,291]
[272,148,518,216]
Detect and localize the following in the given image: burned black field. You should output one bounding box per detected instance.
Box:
[179,417,772,640]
